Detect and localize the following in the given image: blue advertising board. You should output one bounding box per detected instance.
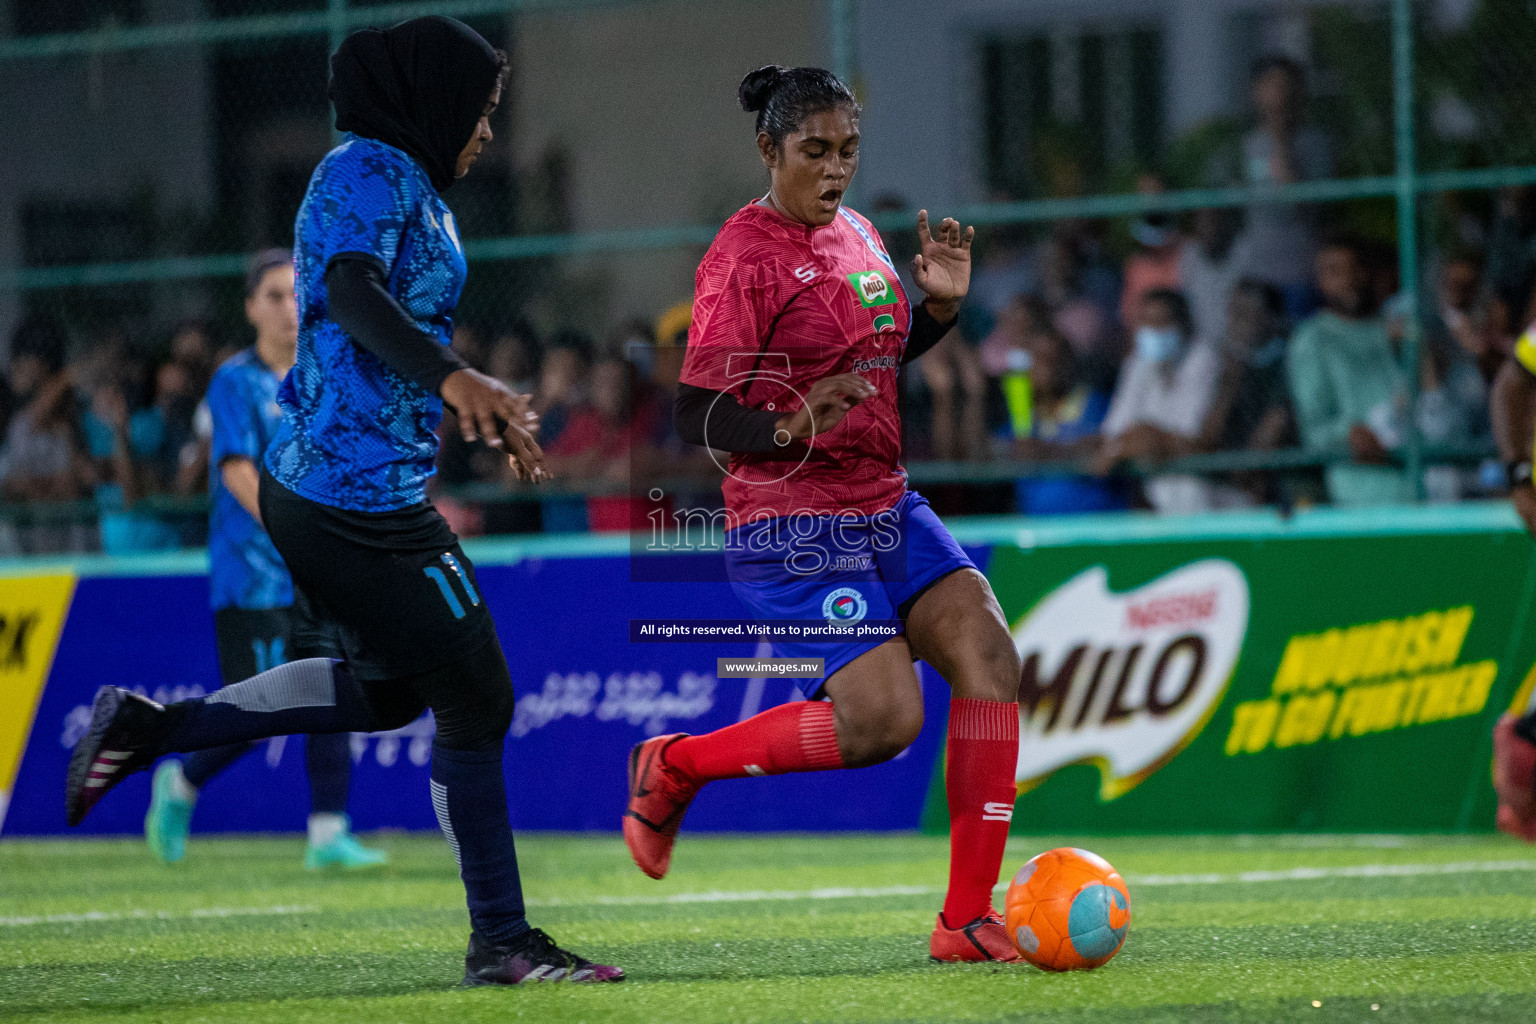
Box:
[1,538,958,836]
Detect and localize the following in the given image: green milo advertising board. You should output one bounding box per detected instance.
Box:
[923,506,1536,833]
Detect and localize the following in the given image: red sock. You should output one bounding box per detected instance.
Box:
[942,698,1020,926]
[665,701,844,781]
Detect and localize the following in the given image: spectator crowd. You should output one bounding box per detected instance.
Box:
[0,56,1527,555]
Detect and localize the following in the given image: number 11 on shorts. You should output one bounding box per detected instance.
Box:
[423,553,481,619]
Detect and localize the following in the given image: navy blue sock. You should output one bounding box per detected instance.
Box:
[305,733,352,815]
[159,660,376,753]
[182,742,258,789]
[430,741,529,945]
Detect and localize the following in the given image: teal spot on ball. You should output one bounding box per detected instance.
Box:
[1067,883,1129,961]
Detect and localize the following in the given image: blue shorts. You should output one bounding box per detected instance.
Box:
[724,490,976,697]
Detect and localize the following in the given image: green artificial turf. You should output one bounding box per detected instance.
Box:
[3,832,1536,1022]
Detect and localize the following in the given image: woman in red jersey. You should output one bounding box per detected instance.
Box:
[623,65,1025,963]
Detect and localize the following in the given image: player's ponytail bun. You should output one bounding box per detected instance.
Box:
[739,65,859,150]
[738,65,786,114]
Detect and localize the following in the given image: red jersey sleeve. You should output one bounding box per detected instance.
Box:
[679,243,776,393]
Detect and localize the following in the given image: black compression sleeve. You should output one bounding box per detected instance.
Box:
[325,255,469,395]
[674,382,784,453]
[902,302,959,364]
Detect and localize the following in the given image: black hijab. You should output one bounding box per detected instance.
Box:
[329,16,502,193]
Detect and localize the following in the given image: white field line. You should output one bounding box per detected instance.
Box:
[5,859,1536,927]
[0,903,317,927]
[530,859,1536,908]
[1130,858,1536,887]
[530,885,941,908]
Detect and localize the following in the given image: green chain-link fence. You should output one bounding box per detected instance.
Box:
[1,0,1533,551]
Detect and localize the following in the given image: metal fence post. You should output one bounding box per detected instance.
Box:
[829,0,855,206]
[1393,0,1424,500]
[830,0,854,86]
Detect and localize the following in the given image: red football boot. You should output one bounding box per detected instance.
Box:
[1497,803,1536,842]
[622,734,700,880]
[1493,713,1536,842]
[929,909,1024,963]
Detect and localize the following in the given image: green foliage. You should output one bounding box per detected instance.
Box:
[1161,118,1245,191]
[1421,0,1536,171]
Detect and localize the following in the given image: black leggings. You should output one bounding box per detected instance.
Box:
[159,633,515,757]
[355,633,515,752]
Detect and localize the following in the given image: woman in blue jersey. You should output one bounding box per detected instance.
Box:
[65,17,621,986]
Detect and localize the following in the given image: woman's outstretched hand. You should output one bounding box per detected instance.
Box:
[911,209,974,320]
[441,367,548,482]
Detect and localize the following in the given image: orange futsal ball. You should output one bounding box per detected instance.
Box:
[1004,847,1131,971]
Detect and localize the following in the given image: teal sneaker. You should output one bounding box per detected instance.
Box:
[304,824,389,871]
[144,760,195,864]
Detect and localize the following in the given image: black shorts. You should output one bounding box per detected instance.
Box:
[258,466,495,681]
[212,607,290,685]
[212,590,345,685]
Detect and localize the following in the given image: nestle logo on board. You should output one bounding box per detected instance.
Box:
[1125,589,1218,631]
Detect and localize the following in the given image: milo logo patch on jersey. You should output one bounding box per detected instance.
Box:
[847,270,894,308]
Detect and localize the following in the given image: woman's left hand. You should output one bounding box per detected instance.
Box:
[911,209,974,307]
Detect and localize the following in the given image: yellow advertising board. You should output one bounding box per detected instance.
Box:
[0,574,75,829]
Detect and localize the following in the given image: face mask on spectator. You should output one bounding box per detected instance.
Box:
[1134,325,1184,364]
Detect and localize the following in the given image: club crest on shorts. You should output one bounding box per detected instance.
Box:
[822,587,868,624]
